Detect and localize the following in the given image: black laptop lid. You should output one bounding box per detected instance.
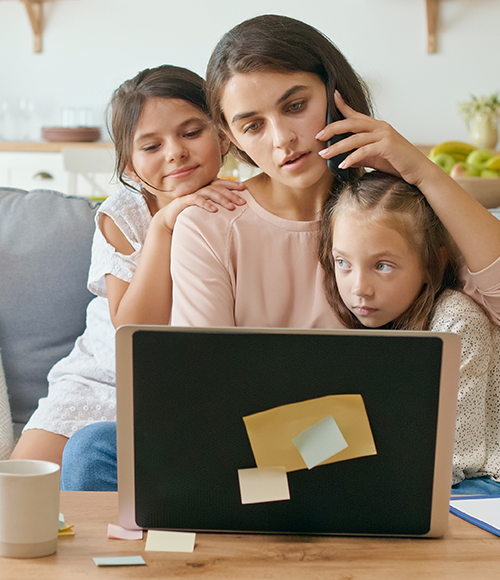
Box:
[119,327,459,536]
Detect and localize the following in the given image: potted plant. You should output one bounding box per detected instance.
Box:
[458,92,500,149]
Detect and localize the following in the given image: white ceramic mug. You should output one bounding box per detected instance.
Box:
[0,460,60,558]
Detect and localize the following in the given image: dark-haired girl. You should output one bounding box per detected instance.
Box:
[11,65,245,468]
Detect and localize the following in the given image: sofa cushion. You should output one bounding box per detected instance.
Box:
[0,350,14,458]
[0,187,99,425]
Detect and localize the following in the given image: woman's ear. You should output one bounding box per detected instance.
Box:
[219,131,231,156]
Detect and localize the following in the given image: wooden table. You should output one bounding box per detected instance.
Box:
[2,492,499,579]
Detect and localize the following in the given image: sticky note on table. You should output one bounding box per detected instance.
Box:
[93,556,146,566]
[58,513,74,536]
[243,394,376,472]
[58,525,74,536]
[145,530,196,553]
[238,466,290,504]
[107,523,143,540]
[292,416,348,469]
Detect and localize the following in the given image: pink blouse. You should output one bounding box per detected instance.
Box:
[170,189,500,328]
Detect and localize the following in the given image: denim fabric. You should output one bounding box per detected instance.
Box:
[451,476,500,495]
[61,421,117,491]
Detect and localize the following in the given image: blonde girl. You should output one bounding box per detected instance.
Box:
[324,171,500,495]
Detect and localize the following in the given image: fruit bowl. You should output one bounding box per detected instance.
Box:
[454,176,500,209]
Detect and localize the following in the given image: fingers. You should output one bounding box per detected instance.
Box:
[214,177,246,191]
[200,180,247,208]
[333,91,356,118]
[318,130,383,163]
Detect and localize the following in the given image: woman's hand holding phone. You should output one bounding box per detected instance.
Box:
[316,92,435,190]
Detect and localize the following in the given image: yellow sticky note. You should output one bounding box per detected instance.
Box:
[243,394,377,472]
[58,525,75,536]
[145,530,196,553]
[238,467,290,505]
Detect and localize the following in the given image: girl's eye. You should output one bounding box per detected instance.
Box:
[142,144,160,152]
[335,258,350,269]
[376,263,393,272]
[185,129,203,139]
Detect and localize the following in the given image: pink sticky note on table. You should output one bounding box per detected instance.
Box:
[107,523,144,540]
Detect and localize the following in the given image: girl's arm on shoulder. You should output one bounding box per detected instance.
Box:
[100,211,172,327]
[102,180,246,328]
[317,92,500,273]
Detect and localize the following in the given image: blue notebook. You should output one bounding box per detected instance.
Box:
[449,496,500,536]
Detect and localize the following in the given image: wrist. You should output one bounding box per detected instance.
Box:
[150,211,174,236]
[414,158,451,192]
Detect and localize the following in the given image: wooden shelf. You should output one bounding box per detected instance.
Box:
[21,0,43,53]
[0,0,55,53]
[426,0,438,53]
[0,141,114,153]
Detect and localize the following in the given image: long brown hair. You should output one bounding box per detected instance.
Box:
[107,65,209,190]
[319,172,462,330]
[206,14,372,189]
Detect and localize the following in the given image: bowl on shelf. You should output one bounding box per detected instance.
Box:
[454,176,500,209]
[41,127,101,143]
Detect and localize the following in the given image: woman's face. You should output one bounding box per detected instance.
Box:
[127,97,227,203]
[221,71,331,192]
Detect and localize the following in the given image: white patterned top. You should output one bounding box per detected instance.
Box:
[431,289,500,484]
[23,187,151,438]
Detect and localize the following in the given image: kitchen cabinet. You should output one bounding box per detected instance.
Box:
[0,142,118,197]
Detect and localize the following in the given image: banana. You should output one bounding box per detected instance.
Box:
[486,155,500,171]
[429,141,477,162]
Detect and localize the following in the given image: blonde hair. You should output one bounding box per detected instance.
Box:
[319,172,462,330]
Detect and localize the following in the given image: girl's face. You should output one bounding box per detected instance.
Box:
[221,70,332,193]
[127,97,228,202]
[332,212,426,328]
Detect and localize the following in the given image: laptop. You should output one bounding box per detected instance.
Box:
[116,326,461,537]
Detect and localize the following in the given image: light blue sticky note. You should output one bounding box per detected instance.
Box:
[93,556,146,567]
[59,513,65,530]
[292,416,348,469]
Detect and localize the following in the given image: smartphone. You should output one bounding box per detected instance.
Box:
[326,107,353,184]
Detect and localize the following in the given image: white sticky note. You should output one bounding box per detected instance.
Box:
[93,556,146,566]
[59,513,65,530]
[238,466,290,504]
[145,530,196,553]
[107,523,143,540]
[292,415,348,469]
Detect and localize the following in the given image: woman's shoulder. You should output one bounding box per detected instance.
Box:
[175,195,250,236]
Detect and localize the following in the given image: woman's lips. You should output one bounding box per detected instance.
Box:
[167,165,199,179]
[281,152,310,170]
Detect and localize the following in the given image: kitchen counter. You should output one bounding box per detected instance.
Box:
[0,141,114,152]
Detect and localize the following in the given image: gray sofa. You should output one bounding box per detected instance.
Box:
[0,187,100,440]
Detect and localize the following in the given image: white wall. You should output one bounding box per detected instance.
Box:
[0,0,499,145]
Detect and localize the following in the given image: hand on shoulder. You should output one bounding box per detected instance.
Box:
[157,178,247,234]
